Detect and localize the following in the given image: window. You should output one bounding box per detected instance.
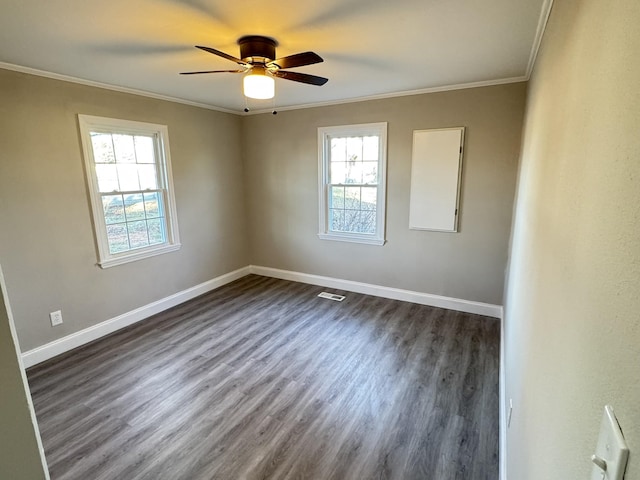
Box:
[78,115,181,268]
[318,122,387,245]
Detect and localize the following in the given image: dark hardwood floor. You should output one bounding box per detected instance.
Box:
[27,275,500,480]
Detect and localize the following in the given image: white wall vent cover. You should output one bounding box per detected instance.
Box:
[318,292,345,302]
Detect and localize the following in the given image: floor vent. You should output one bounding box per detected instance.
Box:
[317,292,345,302]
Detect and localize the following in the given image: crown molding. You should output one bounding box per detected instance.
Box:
[244,76,529,115]
[0,61,238,115]
[3,24,549,120]
[526,0,555,78]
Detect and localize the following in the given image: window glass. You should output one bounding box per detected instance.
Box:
[79,115,180,267]
[318,123,387,245]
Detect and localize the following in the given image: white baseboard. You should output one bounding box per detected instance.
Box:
[249,265,502,318]
[21,266,251,368]
[22,264,503,368]
[499,306,507,480]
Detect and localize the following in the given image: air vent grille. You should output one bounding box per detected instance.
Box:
[317,292,345,302]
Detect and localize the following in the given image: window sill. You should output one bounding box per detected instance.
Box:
[317,233,386,246]
[98,243,182,268]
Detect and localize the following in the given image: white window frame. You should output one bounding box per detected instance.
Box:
[318,122,388,245]
[78,114,181,268]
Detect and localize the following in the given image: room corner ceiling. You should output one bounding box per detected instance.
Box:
[0,0,550,113]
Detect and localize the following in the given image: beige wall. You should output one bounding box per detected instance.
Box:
[0,265,48,479]
[0,69,249,351]
[243,83,526,305]
[1,69,524,354]
[504,0,640,478]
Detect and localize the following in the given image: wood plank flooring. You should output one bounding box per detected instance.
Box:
[27,275,500,480]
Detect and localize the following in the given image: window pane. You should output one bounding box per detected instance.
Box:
[95,164,119,192]
[143,192,161,218]
[127,220,149,249]
[147,218,166,245]
[102,195,125,224]
[134,136,155,163]
[106,224,129,254]
[345,161,363,184]
[360,210,377,234]
[346,137,362,161]
[330,162,346,184]
[342,210,376,234]
[117,164,140,191]
[344,209,361,232]
[362,161,378,184]
[112,134,136,163]
[138,164,158,190]
[344,187,361,210]
[124,194,145,221]
[361,187,377,210]
[363,136,379,161]
[330,209,344,231]
[330,186,344,209]
[330,137,346,162]
[91,134,115,163]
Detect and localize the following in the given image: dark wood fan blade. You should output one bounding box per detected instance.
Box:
[267,51,323,70]
[195,45,248,65]
[272,70,328,86]
[180,70,245,75]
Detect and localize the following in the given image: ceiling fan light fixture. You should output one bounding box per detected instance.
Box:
[243,67,274,99]
[182,36,328,107]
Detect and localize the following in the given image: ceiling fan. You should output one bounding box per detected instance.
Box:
[180,35,329,101]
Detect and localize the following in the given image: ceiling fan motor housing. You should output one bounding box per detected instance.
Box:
[180,36,328,92]
[238,36,277,63]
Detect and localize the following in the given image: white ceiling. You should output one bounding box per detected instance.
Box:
[0,0,549,113]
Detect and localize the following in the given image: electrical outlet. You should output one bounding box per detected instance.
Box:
[50,310,63,326]
[508,398,513,428]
